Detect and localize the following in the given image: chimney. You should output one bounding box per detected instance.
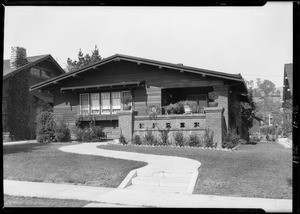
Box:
[10,47,27,69]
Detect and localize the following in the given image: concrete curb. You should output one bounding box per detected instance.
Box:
[118,169,138,189]
[186,169,200,194]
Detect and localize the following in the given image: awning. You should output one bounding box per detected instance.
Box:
[60,80,146,92]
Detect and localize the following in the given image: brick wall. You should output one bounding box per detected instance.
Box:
[213,85,229,130]
[133,114,206,142]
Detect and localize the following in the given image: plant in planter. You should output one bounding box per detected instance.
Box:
[181,100,198,114]
[208,92,219,107]
[121,96,132,110]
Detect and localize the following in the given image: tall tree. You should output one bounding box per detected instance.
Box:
[66,45,102,72]
[256,79,276,97]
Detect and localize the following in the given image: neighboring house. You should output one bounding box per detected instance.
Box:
[30,54,249,147]
[3,47,65,140]
[283,63,293,102]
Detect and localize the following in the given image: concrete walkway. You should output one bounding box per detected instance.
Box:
[59,142,201,194]
[3,140,37,146]
[4,180,292,212]
[277,138,292,149]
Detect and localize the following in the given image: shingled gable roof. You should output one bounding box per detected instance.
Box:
[29,53,247,92]
[3,54,65,80]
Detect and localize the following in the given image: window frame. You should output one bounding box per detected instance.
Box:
[80,93,90,115]
[90,93,100,115]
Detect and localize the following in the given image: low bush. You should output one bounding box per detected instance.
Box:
[36,111,71,143]
[132,135,142,145]
[119,133,127,145]
[223,130,240,149]
[204,129,215,148]
[143,129,156,145]
[36,111,56,143]
[158,128,170,146]
[173,131,185,147]
[54,120,71,142]
[187,134,201,147]
[260,125,276,136]
[74,121,105,142]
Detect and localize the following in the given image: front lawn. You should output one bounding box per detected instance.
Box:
[3,143,147,187]
[4,195,92,207]
[98,142,292,199]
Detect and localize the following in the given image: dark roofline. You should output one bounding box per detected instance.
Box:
[29,54,246,92]
[3,54,65,80]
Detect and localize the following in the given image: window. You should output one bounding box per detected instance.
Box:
[111,92,121,114]
[80,90,133,115]
[122,91,132,110]
[180,123,185,128]
[41,70,51,79]
[30,68,40,76]
[80,93,89,114]
[166,123,171,128]
[194,122,199,128]
[187,94,207,107]
[101,92,111,114]
[90,93,100,114]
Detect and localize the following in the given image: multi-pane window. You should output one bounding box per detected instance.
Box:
[30,68,40,76]
[111,92,121,114]
[80,91,132,115]
[101,92,111,114]
[80,94,89,114]
[41,70,51,79]
[90,93,100,114]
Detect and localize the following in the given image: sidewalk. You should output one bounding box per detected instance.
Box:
[4,180,292,212]
[277,138,292,149]
[3,140,37,146]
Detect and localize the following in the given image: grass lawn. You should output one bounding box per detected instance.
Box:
[3,143,147,187]
[4,195,91,207]
[98,142,292,199]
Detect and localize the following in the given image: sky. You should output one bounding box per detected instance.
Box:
[4,3,293,88]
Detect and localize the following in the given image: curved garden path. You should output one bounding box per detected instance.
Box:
[59,142,201,194]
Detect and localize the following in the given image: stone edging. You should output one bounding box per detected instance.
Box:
[107,142,237,152]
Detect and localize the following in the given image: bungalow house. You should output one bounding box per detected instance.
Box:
[30,54,249,147]
[3,47,65,140]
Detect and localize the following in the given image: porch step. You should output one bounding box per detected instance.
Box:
[131,176,190,187]
[126,184,188,193]
[137,170,193,178]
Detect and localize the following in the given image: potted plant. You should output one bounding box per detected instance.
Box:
[183,101,192,114]
[208,92,219,107]
[121,96,132,110]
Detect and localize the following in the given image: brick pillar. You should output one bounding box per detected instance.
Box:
[213,85,229,130]
[117,110,137,143]
[204,107,224,148]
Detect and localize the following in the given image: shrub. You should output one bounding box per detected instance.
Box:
[173,131,185,147]
[143,130,156,145]
[146,105,162,119]
[260,125,276,135]
[187,134,201,147]
[74,121,104,142]
[132,135,142,145]
[204,129,215,148]
[223,130,240,149]
[119,133,127,145]
[36,111,56,143]
[158,128,170,146]
[53,120,71,142]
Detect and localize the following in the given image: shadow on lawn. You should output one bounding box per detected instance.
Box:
[3,143,45,155]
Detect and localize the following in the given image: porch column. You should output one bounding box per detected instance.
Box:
[204,107,224,148]
[117,110,138,143]
[213,85,229,131]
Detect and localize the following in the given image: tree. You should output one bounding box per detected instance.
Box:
[66,45,102,72]
[256,79,276,97]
